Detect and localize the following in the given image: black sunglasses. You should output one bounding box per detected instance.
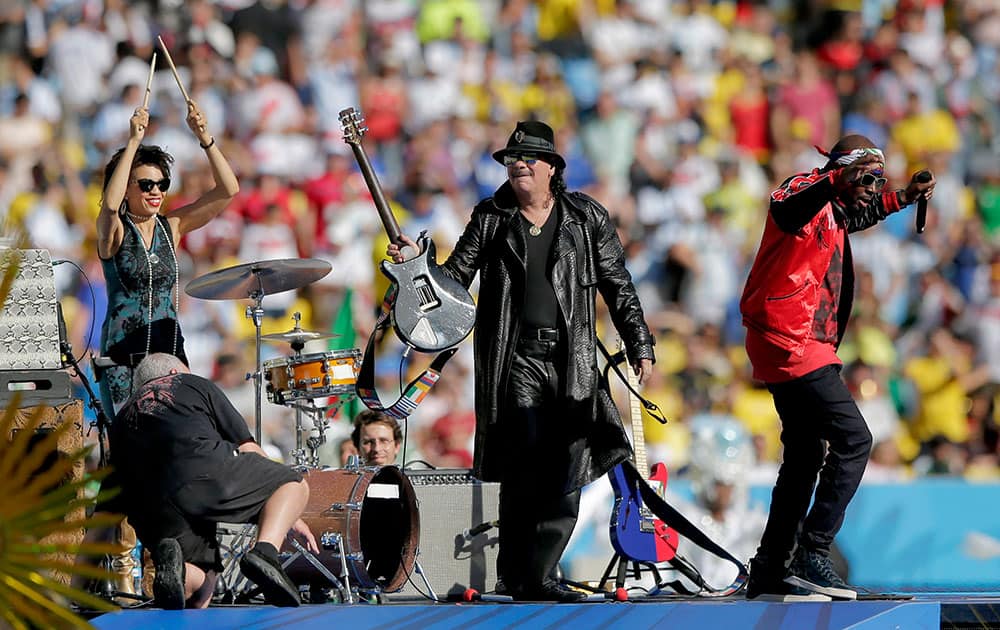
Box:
[855,172,887,191]
[135,178,171,193]
[502,153,541,166]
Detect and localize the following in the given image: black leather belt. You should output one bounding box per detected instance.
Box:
[520,327,559,342]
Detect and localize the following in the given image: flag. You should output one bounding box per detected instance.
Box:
[330,287,362,420]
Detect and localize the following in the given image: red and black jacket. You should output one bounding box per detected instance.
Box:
[740,168,903,356]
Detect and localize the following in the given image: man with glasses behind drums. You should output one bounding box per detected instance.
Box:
[109,353,318,609]
[351,410,402,466]
[740,135,935,602]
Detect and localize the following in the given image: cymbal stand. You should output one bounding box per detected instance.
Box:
[289,333,308,468]
[245,286,265,444]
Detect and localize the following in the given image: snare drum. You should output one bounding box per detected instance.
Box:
[263,349,361,404]
[282,467,420,592]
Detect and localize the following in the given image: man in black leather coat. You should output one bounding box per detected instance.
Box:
[389,121,655,602]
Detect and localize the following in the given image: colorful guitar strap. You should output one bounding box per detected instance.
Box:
[355,284,457,419]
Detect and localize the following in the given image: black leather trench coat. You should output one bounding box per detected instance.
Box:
[441,182,656,493]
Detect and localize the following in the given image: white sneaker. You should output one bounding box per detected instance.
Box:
[746,581,832,602]
[785,575,857,600]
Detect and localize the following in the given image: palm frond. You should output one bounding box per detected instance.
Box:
[0,378,120,627]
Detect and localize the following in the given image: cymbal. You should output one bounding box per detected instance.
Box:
[261,328,340,344]
[185,258,332,300]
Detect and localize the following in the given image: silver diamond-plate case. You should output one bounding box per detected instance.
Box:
[0,249,62,370]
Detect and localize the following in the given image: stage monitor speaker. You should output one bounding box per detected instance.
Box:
[389,469,499,600]
[6,400,85,585]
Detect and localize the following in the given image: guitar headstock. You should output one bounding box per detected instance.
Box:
[339,107,367,146]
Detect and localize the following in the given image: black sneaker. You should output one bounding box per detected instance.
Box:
[152,538,186,610]
[239,542,300,607]
[785,548,858,600]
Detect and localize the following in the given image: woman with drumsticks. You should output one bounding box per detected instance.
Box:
[96,97,239,415]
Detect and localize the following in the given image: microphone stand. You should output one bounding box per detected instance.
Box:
[56,302,112,468]
[60,341,113,471]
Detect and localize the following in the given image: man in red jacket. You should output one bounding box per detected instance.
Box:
[740,134,934,601]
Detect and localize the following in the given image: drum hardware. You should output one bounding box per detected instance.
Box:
[217,523,257,599]
[285,536,354,604]
[282,398,337,469]
[409,559,439,601]
[185,258,332,444]
[331,502,362,511]
[217,522,357,605]
[258,311,361,468]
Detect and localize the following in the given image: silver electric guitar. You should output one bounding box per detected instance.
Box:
[338,107,476,352]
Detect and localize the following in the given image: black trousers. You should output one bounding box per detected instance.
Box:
[498,337,581,593]
[754,364,872,575]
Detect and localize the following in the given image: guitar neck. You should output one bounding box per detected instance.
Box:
[622,342,647,475]
[345,140,402,245]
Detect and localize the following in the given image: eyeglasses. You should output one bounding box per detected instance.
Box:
[855,172,887,191]
[502,153,540,166]
[134,178,171,193]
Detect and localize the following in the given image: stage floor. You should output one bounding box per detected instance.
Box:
[89,592,1000,630]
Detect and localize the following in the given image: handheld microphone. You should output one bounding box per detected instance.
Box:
[915,170,932,234]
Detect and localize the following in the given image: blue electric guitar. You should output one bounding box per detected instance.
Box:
[608,345,680,563]
[339,107,476,353]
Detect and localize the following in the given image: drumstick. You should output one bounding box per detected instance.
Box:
[142,52,156,109]
[157,35,190,103]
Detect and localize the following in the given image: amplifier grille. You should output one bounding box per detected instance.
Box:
[389,468,499,599]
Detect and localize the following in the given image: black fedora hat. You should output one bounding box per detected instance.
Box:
[492,120,566,169]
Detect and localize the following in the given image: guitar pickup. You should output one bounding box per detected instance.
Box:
[414,276,441,311]
[639,507,656,533]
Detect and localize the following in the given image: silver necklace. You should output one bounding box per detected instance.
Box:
[524,196,554,237]
[126,211,154,224]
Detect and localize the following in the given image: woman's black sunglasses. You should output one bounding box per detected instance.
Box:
[135,178,171,193]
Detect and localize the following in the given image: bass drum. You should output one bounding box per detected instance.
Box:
[283,466,419,592]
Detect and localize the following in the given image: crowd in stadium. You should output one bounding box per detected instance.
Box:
[1,0,998,481]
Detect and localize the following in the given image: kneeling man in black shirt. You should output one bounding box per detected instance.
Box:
[111,353,317,609]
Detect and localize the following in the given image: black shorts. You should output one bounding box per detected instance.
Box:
[133,453,302,571]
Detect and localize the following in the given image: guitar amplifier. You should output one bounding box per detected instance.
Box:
[388,469,500,600]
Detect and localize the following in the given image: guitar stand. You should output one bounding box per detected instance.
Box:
[593,553,709,599]
[594,554,664,594]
